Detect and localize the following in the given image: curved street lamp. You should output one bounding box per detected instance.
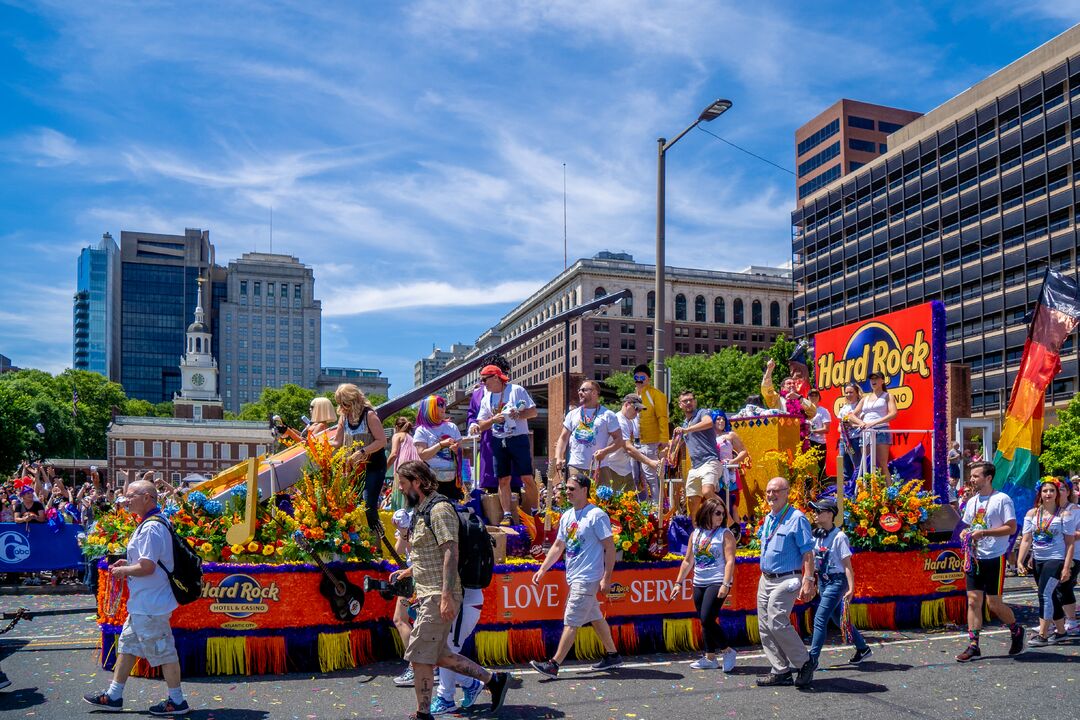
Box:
[653,98,732,393]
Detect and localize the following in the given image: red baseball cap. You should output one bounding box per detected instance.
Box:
[479,365,508,382]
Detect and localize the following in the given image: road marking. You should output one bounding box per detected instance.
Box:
[514,628,1010,676]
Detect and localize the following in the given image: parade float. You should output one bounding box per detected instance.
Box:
[89,300,966,677]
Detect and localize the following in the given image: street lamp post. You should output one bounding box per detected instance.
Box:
[653,99,732,393]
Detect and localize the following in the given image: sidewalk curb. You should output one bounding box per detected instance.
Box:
[0,585,93,596]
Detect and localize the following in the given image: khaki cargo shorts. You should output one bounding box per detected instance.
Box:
[118,612,178,667]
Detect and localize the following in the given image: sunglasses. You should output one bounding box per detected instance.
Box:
[633,375,648,382]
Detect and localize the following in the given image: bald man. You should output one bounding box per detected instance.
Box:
[755,477,817,689]
[84,481,189,715]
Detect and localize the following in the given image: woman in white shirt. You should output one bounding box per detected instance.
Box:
[412,395,463,500]
[851,372,898,475]
[1017,480,1076,645]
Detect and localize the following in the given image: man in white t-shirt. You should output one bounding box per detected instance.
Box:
[471,364,538,526]
[553,380,622,486]
[529,474,621,679]
[956,462,1025,662]
[608,394,661,494]
[84,481,188,716]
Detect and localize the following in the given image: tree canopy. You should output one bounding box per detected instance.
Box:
[1042,392,1080,476]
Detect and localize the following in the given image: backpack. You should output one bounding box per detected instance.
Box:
[144,515,204,605]
[414,494,495,589]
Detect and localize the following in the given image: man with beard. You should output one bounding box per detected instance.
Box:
[388,461,509,720]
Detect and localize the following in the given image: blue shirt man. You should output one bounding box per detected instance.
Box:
[759,502,815,575]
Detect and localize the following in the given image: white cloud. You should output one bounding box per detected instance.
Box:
[322,280,543,316]
[13,128,82,167]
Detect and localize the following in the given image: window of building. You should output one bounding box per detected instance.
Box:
[171,441,180,457]
[751,300,762,326]
[238,444,249,460]
[294,284,302,299]
[133,441,144,457]
[733,298,744,324]
[694,295,706,322]
[848,138,876,153]
[253,281,261,296]
[267,282,274,297]
[240,281,247,296]
[849,161,864,172]
[621,290,633,316]
[594,286,606,299]
[203,443,213,459]
[848,115,875,130]
[797,141,840,177]
[621,338,636,350]
[675,294,687,321]
[879,143,887,153]
[187,442,197,457]
[798,165,841,199]
[647,291,655,318]
[714,297,725,323]
[115,440,126,456]
[221,444,230,461]
[797,118,840,156]
[878,120,904,134]
[152,441,162,457]
[594,336,609,348]
[770,301,781,327]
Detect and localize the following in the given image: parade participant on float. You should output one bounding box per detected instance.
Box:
[553,380,622,486]
[761,358,816,449]
[467,356,522,498]
[754,476,816,688]
[306,397,336,438]
[387,417,419,511]
[673,391,722,522]
[807,389,831,478]
[632,364,669,504]
[471,364,537,526]
[529,473,621,679]
[714,411,748,527]
[607,394,661,494]
[388,462,509,719]
[332,383,388,528]
[806,497,872,674]
[836,383,863,484]
[668,497,737,671]
[956,461,1025,662]
[851,372,897,475]
[413,395,464,501]
[1016,480,1076,646]
[84,481,188,715]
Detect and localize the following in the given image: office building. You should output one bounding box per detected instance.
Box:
[118,229,215,403]
[0,354,15,373]
[217,252,322,413]
[73,232,120,378]
[796,100,922,206]
[315,367,390,399]
[107,416,271,483]
[414,343,474,388]
[791,25,1080,418]
[471,251,793,390]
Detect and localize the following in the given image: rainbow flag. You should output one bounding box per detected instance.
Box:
[993,270,1080,515]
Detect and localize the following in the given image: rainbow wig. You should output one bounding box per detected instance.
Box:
[416,394,446,429]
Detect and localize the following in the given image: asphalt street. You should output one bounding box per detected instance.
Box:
[0,578,1077,720]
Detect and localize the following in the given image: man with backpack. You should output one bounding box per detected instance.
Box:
[388,461,508,720]
[84,480,190,716]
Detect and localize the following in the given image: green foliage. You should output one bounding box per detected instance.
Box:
[604,371,636,401]
[237,384,321,430]
[1042,393,1080,475]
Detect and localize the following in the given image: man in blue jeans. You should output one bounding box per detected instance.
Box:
[807,498,872,676]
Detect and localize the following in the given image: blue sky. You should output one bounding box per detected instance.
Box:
[0,2,1075,397]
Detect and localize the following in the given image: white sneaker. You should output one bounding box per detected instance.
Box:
[721,648,737,673]
[690,656,719,670]
[1065,621,1080,637]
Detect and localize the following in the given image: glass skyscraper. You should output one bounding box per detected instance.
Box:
[73,232,119,378]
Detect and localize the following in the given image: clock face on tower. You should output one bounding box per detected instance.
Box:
[191,372,205,387]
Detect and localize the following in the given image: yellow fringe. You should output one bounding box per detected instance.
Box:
[920,598,946,629]
[573,626,605,660]
[391,625,404,657]
[803,608,815,635]
[745,614,760,644]
[475,631,511,667]
[317,631,355,673]
[846,603,870,630]
[206,637,247,676]
[663,618,699,653]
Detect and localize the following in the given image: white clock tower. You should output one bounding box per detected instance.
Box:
[175,277,224,420]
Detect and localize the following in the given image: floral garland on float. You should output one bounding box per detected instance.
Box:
[846,470,939,551]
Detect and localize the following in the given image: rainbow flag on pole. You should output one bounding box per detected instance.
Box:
[993,269,1080,515]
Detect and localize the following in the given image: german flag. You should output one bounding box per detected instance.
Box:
[993,269,1080,514]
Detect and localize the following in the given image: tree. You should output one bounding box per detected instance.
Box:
[237,384,320,430]
[1042,392,1080,475]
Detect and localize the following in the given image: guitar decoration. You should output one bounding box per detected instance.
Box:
[293,531,365,621]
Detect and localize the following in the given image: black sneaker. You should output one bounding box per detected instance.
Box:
[82,691,124,711]
[794,659,815,688]
[486,671,509,712]
[590,653,623,671]
[850,646,873,663]
[755,672,794,687]
[955,643,981,662]
[529,659,559,679]
[148,698,190,716]
[1008,625,1025,656]
[0,672,9,691]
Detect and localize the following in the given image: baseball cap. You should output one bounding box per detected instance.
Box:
[622,393,645,409]
[809,498,838,515]
[479,364,509,382]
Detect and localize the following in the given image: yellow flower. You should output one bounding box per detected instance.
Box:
[867,528,878,537]
[200,543,213,554]
[231,544,245,555]
[247,541,260,553]
[276,546,284,555]
[882,535,898,545]
[262,545,275,556]
[859,520,868,528]
[633,532,642,541]
[320,521,329,529]
[621,540,631,551]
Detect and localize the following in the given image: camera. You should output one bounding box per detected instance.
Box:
[362,575,414,600]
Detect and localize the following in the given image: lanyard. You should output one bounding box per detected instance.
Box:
[695,526,722,554]
[1036,505,1058,534]
[762,504,791,547]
